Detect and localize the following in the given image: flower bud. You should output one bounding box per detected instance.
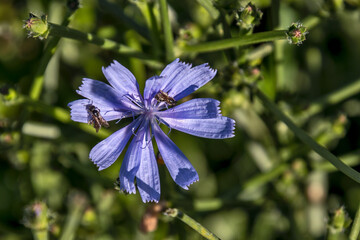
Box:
[328,206,352,233]
[23,13,50,40]
[23,201,51,231]
[286,22,308,46]
[235,2,263,29]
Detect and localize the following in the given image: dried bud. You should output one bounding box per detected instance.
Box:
[286,22,308,46]
[139,201,167,233]
[23,13,50,40]
[235,2,263,29]
[156,152,165,165]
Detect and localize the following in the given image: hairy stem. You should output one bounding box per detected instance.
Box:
[165,208,221,240]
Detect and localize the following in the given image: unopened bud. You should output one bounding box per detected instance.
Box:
[286,22,308,46]
[23,201,51,231]
[23,13,50,40]
[235,2,263,29]
[328,206,352,233]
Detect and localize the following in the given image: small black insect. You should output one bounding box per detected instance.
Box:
[155,90,176,106]
[86,104,109,133]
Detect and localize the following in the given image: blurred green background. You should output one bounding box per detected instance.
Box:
[2,0,360,239]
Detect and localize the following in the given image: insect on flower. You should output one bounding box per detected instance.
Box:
[155,90,176,106]
[68,59,235,202]
[86,104,109,133]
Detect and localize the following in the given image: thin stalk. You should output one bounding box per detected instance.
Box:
[181,30,286,54]
[165,208,221,240]
[159,0,174,61]
[59,193,87,240]
[313,150,360,172]
[350,203,360,240]
[144,1,162,59]
[253,87,360,184]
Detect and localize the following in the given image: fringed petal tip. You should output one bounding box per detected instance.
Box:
[181,177,199,190]
[102,60,120,73]
[93,163,107,171]
[143,198,159,203]
[120,187,136,195]
[229,118,236,138]
[173,58,192,68]
[101,60,140,98]
[67,99,89,123]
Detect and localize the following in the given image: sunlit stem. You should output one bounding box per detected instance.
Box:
[164,208,221,240]
[159,0,174,61]
[180,30,286,54]
[144,1,162,59]
[350,203,360,240]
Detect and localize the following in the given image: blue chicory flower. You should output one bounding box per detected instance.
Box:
[68,59,235,202]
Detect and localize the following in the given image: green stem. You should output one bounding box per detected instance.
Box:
[181,30,286,54]
[59,193,87,240]
[159,0,174,61]
[144,1,162,59]
[350,203,360,240]
[253,87,360,184]
[165,208,221,240]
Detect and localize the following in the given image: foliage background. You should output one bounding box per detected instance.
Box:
[1,0,360,239]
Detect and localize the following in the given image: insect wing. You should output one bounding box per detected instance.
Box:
[98,115,110,128]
